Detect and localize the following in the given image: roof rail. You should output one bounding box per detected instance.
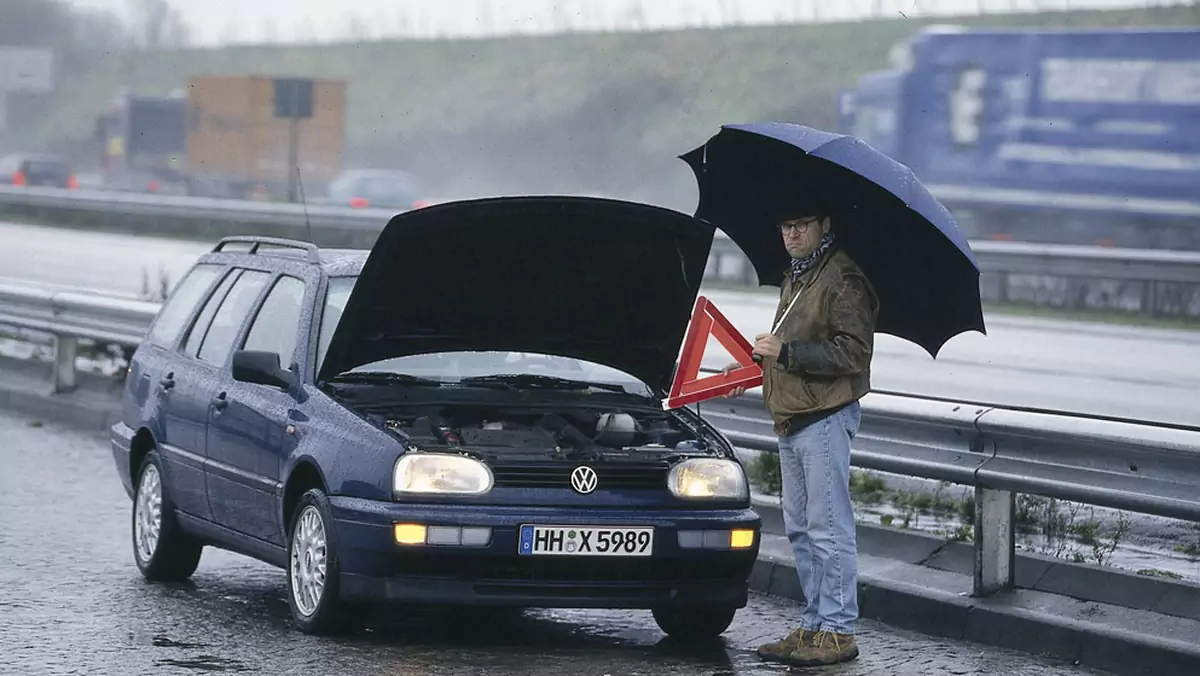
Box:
[212,236,321,264]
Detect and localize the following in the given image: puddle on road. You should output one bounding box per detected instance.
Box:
[155,656,254,673]
[152,635,210,650]
[151,634,250,672]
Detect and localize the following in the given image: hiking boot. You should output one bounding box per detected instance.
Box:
[786,630,859,667]
[755,627,811,662]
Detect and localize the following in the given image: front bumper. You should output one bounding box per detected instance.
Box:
[330,497,762,609]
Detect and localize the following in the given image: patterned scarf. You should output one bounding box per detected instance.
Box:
[790,231,836,282]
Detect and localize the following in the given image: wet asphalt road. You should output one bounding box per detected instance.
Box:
[0,409,1116,676]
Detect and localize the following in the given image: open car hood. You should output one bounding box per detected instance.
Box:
[317,196,716,391]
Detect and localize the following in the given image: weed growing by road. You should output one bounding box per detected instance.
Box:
[746,452,1142,571]
[748,452,781,496]
[1138,568,1184,580]
[1016,495,1132,567]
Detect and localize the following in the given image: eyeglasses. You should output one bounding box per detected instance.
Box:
[778,218,820,233]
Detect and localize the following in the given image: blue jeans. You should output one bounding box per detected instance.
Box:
[776,401,861,635]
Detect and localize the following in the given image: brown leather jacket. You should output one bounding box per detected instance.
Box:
[761,247,879,436]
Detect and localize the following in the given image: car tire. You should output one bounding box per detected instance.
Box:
[286,488,349,635]
[652,605,737,643]
[132,450,203,581]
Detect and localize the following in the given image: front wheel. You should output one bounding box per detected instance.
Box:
[652,605,737,643]
[286,488,349,635]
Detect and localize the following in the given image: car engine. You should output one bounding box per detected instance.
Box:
[372,406,715,463]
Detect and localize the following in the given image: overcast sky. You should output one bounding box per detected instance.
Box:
[69,0,1177,45]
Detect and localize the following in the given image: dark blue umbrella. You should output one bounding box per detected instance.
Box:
[681,122,986,357]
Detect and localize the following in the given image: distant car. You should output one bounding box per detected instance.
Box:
[0,153,78,189]
[109,196,761,640]
[324,169,430,210]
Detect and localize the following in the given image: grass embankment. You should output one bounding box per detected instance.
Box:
[37,6,1200,203]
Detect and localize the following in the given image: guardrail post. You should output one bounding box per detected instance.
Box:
[53,334,78,393]
[973,486,1015,596]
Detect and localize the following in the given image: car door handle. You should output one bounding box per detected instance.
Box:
[211,391,228,411]
[159,372,175,390]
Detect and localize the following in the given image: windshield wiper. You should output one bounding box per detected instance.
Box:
[459,373,630,394]
[328,372,447,387]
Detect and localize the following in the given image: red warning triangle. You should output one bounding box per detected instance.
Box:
[662,296,763,410]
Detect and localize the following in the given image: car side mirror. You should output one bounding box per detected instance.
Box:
[232,350,299,390]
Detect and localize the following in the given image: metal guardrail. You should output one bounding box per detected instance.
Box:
[0,283,159,392]
[704,394,1200,594]
[0,280,1198,598]
[3,185,1200,310]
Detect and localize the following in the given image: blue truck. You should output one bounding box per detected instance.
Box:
[836,25,1200,250]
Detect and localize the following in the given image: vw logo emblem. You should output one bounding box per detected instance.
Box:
[570,466,598,494]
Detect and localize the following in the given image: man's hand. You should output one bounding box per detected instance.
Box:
[719,362,748,398]
[753,333,782,361]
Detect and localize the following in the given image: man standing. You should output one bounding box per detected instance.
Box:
[724,200,879,668]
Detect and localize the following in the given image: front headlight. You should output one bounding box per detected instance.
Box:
[667,458,749,501]
[393,452,494,496]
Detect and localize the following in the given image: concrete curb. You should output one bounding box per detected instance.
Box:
[748,497,1200,676]
[3,369,1199,675]
[748,554,1200,676]
[0,358,126,432]
[749,496,1200,624]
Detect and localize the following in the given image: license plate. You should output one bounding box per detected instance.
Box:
[518,525,654,556]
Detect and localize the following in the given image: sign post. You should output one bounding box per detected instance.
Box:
[272,78,314,202]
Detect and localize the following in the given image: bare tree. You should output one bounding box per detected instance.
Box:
[1,0,131,65]
[341,13,371,41]
[128,0,190,50]
[621,0,648,31]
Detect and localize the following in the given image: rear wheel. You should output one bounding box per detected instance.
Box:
[286,489,350,635]
[652,605,737,643]
[132,450,203,581]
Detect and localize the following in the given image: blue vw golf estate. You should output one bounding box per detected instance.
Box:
[109,196,762,639]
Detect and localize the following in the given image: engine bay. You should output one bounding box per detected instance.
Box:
[367,404,720,463]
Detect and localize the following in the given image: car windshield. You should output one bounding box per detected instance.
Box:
[316,276,654,396]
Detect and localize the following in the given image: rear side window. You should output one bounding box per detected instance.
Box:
[146,264,222,348]
[197,271,270,366]
[243,276,306,366]
[183,270,241,358]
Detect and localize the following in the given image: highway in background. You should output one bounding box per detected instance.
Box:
[2,219,1197,427]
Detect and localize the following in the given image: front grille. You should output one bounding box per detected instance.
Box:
[490,462,669,490]
[391,551,753,583]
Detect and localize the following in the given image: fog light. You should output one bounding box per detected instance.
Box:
[678,528,756,549]
[677,530,705,549]
[394,523,427,545]
[703,530,731,549]
[426,526,461,545]
[730,529,755,549]
[461,527,492,546]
